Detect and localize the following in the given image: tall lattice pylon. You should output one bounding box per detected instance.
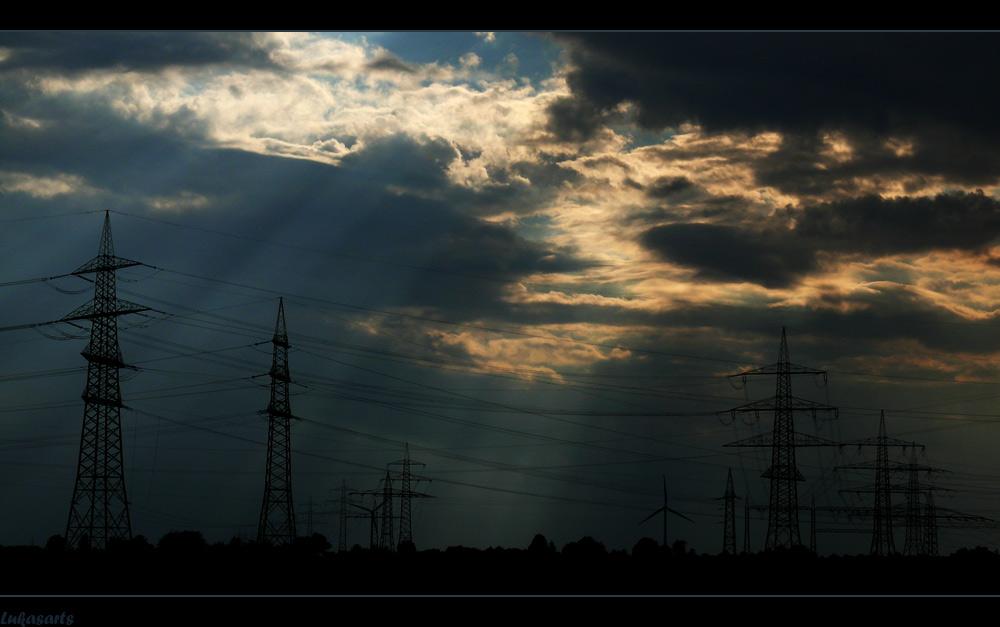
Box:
[898,446,945,556]
[724,328,839,551]
[257,298,296,545]
[388,443,431,550]
[63,212,148,550]
[836,411,922,556]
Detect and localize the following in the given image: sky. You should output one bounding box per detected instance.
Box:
[3,31,1000,557]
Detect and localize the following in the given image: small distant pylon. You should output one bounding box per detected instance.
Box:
[899,446,942,557]
[923,491,938,557]
[63,212,148,550]
[809,497,816,553]
[723,328,840,551]
[305,495,314,537]
[379,469,395,551]
[257,298,297,545]
[743,494,752,554]
[338,479,349,552]
[388,443,432,550]
[718,469,741,554]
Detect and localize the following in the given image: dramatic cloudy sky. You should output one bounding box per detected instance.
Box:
[3,31,1000,557]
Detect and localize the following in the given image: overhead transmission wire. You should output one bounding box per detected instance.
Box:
[8,219,1000,527]
[27,291,713,509]
[126,399,695,513]
[112,326,725,510]
[116,281,753,421]
[11,276,996,511]
[9,256,1000,387]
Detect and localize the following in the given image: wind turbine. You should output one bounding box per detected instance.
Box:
[640,475,693,549]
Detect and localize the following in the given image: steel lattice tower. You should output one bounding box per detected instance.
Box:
[836,411,922,555]
[257,298,296,545]
[63,212,148,550]
[902,448,927,556]
[391,445,414,547]
[721,469,738,555]
[923,491,938,557]
[743,496,751,554]
[338,479,348,552]
[724,328,839,551]
[809,498,817,553]
[388,443,430,549]
[871,414,893,555]
[379,469,395,551]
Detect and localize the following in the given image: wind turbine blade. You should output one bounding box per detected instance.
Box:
[639,507,665,525]
[666,507,694,523]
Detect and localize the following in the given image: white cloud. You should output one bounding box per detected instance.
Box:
[0,171,94,198]
[29,33,572,184]
[460,52,481,69]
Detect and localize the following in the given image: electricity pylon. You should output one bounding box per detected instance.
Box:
[896,447,947,556]
[379,469,395,551]
[639,475,693,548]
[836,411,922,555]
[63,212,148,550]
[716,469,741,554]
[724,328,840,551]
[809,497,817,553]
[923,491,938,557]
[257,298,297,545]
[338,479,349,552]
[743,494,752,554]
[388,443,432,550]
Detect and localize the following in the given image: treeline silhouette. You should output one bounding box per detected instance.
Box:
[4,531,998,595]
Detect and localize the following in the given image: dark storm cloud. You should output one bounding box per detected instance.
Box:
[1,103,591,319]
[640,222,819,288]
[325,136,593,314]
[364,53,418,74]
[547,33,1000,191]
[543,92,614,143]
[549,32,1000,138]
[794,190,1000,255]
[639,191,1000,288]
[0,32,281,74]
[754,129,1000,198]
[645,176,694,199]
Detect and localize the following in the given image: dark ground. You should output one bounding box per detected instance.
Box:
[3,532,998,596]
[1,534,990,626]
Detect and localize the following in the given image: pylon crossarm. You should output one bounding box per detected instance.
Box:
[727,395,838,415]
[850,437,923,449]
[71,256,142,276]
[60,299,149,323]
[729,363,828,378]
[726,430,841,447]
[887,463,947,474]
[761,465,805,481]
[839,482,913,493]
